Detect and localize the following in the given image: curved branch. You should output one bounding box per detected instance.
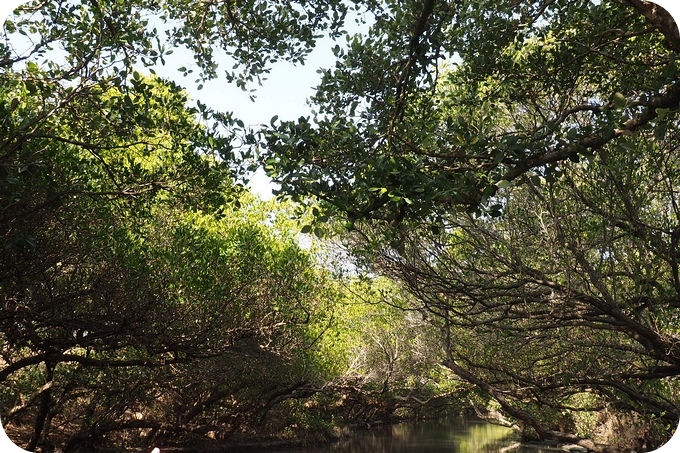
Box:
[502,79,680,182]
[626,0,680,52]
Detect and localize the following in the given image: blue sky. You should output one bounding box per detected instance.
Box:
[149,34,346,199]
[144,7,374,199]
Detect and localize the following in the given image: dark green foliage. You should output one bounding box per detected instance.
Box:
[257,0,680,449]
[0,1,353,450]
[260,0,680,224]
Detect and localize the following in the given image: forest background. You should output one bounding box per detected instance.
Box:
[1,1,680,452]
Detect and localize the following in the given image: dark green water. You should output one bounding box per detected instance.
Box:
[266,418,559,453]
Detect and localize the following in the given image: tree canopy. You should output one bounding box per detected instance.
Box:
[262,0,680,223]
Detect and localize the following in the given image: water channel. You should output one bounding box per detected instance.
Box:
[263,418,561,453]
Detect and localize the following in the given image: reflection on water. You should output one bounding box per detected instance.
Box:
[266,418,558,453]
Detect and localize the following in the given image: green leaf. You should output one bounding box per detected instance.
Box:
[25,81,38,95]
[656,108,670,120]
[613,92,627,108]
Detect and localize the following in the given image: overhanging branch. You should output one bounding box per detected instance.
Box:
[502,79,680,182]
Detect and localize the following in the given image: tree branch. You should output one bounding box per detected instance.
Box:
[502,79,680,182]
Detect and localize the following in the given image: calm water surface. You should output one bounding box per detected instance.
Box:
[265,418,559,453]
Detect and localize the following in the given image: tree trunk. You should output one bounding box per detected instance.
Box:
[27,359,54,451]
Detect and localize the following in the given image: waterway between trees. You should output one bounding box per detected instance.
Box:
[259,418,563,453]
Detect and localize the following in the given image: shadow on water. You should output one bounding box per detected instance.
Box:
[265,418,560,453]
